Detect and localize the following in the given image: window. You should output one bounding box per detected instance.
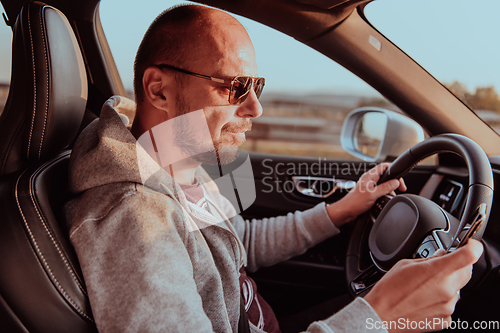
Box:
[0,8,11,115]
[365,0,500,134]
[100,0,403,160]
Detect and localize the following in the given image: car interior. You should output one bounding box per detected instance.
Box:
[0,2,95,332]
[0,0,499,332]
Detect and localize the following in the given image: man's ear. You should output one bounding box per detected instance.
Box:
[142,66,173,115]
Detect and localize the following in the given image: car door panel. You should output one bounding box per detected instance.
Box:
[244,152,435,219]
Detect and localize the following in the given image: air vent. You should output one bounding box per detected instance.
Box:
[432,179,463,214]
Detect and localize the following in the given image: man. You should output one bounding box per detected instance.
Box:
[64,4,482,333]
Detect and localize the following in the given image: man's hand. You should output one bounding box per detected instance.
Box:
[364,240,484,332]
[326,163,406,227]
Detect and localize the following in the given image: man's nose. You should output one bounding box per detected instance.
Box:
[236,89,263,119]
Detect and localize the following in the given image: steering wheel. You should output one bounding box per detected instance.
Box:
[345,133,494,297]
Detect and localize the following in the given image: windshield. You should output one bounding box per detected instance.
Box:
[365,0,500,133]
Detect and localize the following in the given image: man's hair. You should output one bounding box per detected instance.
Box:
[133,4,210,103]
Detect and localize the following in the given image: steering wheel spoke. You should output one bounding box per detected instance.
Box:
[350,264,384,296]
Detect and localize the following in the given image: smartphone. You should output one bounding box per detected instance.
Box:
[453,203,487,251]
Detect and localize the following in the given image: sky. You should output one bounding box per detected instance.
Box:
[0,0,499,96]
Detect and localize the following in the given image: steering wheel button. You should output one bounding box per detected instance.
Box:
[415,240,438,259]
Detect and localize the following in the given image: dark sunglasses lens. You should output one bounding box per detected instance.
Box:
[230,77,252,105]
[230,77,265,105]
[254,78,265,99]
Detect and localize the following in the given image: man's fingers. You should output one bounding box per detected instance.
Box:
[432,249,446,257]
[364,164,406,195]
[375,179,400,196]
[398,178,407,192]
[368,163,391,179]
[362,163,405,198]
[437,239,483,274]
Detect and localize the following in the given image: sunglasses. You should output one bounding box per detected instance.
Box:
[155,64,265,105]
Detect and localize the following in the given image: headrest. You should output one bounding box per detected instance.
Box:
[0,2,87,175]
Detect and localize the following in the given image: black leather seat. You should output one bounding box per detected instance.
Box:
[0,2,97,332]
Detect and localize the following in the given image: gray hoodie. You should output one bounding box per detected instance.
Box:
[64,96,387,333]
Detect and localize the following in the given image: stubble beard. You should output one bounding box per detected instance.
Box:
[172,93,250,166]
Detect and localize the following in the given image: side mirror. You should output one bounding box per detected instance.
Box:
[341,107,425,162]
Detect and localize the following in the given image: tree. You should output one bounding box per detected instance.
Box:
[445,81,500,112]
[469,86,500,112]
[446,81,471,104]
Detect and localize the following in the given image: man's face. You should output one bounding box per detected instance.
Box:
[172,22,263,165]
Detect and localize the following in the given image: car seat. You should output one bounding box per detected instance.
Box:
[0,2,97,332]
